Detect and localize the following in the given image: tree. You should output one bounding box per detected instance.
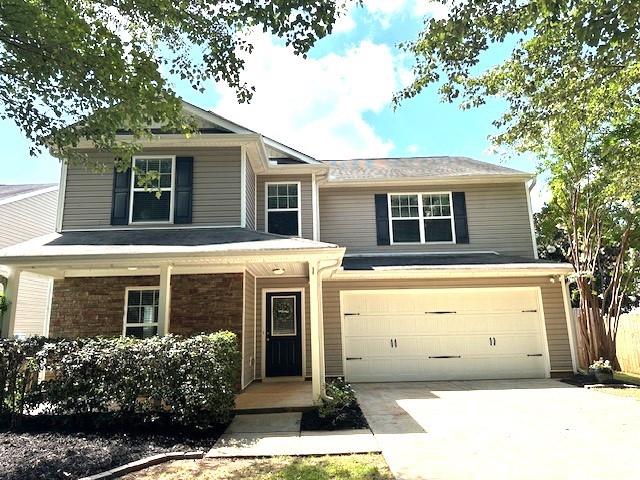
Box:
[0,0,343,171]
[397,0,640,368]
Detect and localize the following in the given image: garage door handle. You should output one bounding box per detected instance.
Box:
[527,354,543,357]
[346,357,363,360]
[522,309,537,313]
[429,355,462,359]
[425,311,457,314]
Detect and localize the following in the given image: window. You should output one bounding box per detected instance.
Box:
[130,156,175,223]
[124,288,159,338]
[271,296,297,336]
[389,192,454,243]
[266,182,300,236]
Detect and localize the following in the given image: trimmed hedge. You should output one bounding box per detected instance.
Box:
[0,332,239,428]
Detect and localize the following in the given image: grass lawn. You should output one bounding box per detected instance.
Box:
[614,371,640,385]
[124,454,393,480]
[594,387,640,401]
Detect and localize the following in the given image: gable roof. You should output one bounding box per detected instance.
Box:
[321,157,531,183]
[181,101,321,165]
[0,184,58,204]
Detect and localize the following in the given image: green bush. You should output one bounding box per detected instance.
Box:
[0,332,240,428]
[0,336,48,423]
[318,377,357,424]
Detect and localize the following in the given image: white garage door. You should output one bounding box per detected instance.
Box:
[342,288,549,382]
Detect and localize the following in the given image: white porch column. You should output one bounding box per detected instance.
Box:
[308,260,323,404]
[158,265,173,336]
[1,268,22,338]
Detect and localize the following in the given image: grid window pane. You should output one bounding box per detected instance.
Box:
[422,194,451,218]
[390,195,419,218]
[125,286,158,337]
[267,184,299,211]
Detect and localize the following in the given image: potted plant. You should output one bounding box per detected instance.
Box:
[589,358,614,384]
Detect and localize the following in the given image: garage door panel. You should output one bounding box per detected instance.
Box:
[342,288,548,383]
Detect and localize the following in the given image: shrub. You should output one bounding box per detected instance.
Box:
[318,377,357,424]
[1,332,240,428]
[0,336,48,423]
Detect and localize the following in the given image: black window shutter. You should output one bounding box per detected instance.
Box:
[174,156,194,224]
[452,191,469,244]
[374,194,391,245]
[111,163,131,225]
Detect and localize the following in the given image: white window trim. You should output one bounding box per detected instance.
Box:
[270,294,298,337]
[129,155,176,225]
[264,181,302,237]
[387,192,456,245]
[122,286,161,337]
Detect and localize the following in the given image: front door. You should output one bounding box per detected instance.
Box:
[266,291,303,377]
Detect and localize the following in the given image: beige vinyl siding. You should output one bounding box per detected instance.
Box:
[62,147,241,230]
[13,272,52,337]
[243,271,256,387]
[245,158,256,229]
[257,175,314,240]
[319,182,535,257]
[321,277,573,377]
[0,190,57,338]
[0,190,58,248]
[255,277,311,379]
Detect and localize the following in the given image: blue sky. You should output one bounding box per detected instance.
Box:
[0,1,548,207]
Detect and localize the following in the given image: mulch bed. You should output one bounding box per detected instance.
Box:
[560,373,626,387]
[0,414,228,480]
[301,404,369,431]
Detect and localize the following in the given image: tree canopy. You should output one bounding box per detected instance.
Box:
[0,0,342,169]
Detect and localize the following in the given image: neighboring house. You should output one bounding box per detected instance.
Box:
[0,101,578,400]
[0,184,58,337]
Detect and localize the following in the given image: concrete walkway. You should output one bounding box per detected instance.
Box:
[355,379,640,480]
[206,412,380,457]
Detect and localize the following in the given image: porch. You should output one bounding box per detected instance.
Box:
[0,227,345,405]
[235,381,314,413]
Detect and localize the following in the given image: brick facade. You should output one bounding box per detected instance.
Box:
[49,273,244,341]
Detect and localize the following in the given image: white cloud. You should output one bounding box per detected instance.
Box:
[407,144,419,154]
[333,11,356,34]
[211,31,410,159]
[413,1,452,20]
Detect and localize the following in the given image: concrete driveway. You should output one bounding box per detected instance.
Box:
[354,379,640,480]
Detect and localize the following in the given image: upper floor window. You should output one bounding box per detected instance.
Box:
[130,156,175,223]
[266,182,300,236]
[389,192,454,244]
[124,287,159,338]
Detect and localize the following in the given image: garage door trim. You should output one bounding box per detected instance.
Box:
[339,286,551,381]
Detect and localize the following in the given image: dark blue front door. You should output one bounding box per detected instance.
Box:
[266,292,302,377]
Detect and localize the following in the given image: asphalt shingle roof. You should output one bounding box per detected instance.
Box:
[322,157,528,182]
[342,253,560,270]
[0,184,57,201]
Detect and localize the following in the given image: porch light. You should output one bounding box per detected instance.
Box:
[127,267,138,271]
[272,267,285,275]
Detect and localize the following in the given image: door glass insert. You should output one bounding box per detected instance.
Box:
[271,296,296,336]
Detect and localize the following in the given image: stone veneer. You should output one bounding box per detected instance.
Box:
[49,274,244,342]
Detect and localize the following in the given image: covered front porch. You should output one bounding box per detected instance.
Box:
[0,227,345,405]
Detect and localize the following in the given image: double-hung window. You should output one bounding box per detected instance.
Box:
[389,192,455,243]
[123,287,159,338]
[266,182,300,236]
[130,156,175,223]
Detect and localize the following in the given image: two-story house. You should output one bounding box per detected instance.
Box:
[0,101,577,401]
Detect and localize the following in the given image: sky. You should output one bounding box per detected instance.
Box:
[0,0,549,209]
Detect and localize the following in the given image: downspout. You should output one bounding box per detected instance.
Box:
[316,257,342,402]
[526,177,539,259]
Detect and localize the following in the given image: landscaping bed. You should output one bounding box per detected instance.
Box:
[301,403,368,431]
[560,373,626,387]
[0,416,227,480]
[300,378,369,431]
